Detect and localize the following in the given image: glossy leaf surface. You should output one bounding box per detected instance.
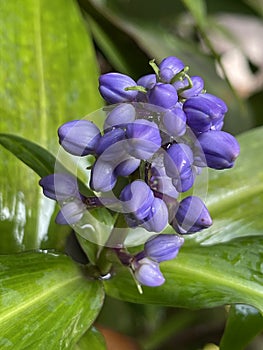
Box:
[104,236,263,311]
[0,0,101,253]
[220,305,263,350]
[0,252,104,349]
[190,126,263,245]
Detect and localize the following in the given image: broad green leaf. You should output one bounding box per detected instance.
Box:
[0,0,102,253]
[0,252,104,349]
[75,327,106,350]
[189,126,263,245]
[220,304,263,350]
[0,133,67,178]
[104,236,263,311]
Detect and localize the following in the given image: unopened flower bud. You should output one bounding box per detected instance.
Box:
[142,198,169,233]
[120,180,154,221]
[162,107,186,137]
[164,143,194,192]
[159,56,185,83]
[144,234,184,262]
[58,120,100,156]
[134,257,165,287]
[39,173,80,202]
[55,200,85,225]
[104,104,136,129]
[114,158,140,177]
[90,159,117,192]
[126,119,161,160]
[137,74,157,89]
[174,76,204,98]
[99,73,138,103]
[172,196,212,234]
[183,93,227,133]
[148,83,178,108]
[195,130,240,169]
[96,128,126,155]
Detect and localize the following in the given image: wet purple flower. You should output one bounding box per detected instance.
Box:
[55,200,86,225]
[174,76,204,98]
[172,196,212,234]
[164,143,195,192]
[99,73,138,103]
[144,234,184,262]
[183,93,227,133]
[104,104,136,129]
[148,83,178,108]
[126,119,161,160]
[159,56,185,83]
[162,107,187,137]
[120,180,154,222]
[39,173,80,202]
[194,130,240,169]
[58,120,101,156]
[133,257,165,287]
[141,198,169,233]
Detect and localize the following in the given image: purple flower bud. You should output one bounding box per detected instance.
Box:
[141,198,169,233]
[148,83,178,108]
[96,128,126,155]
[39,173,80,202]
[134,257,165,287]
[55,200,85,225]
[58,120,101,156]
[90,159,117,192]
[120,180,154,221]
[99,73,138,103]
[126,119,161,160]
[194,130,240,169]
[159,56,185,83]
[183,93,227,133]
[144,234,184,262]
[164,143,194,192]
[174,76,204,98]
[162,107,187,137]
[114,157,140,176]
[172,196,212,234]
[149,165,179,198]
[137,74,157,89]
[104,104,136,129]
[136,74,157,102]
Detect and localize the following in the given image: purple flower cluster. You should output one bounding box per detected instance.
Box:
[39,55,240,288]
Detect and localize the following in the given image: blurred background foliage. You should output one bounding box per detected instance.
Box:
[0,0,263,349]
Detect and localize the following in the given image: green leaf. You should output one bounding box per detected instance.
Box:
[0,133,67,178]
[104,236,263,311]
[189,126,263,245]
[0,0,102,253]
[220,305,263,350]
[0,252,104,349]
[75,327,106,350]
